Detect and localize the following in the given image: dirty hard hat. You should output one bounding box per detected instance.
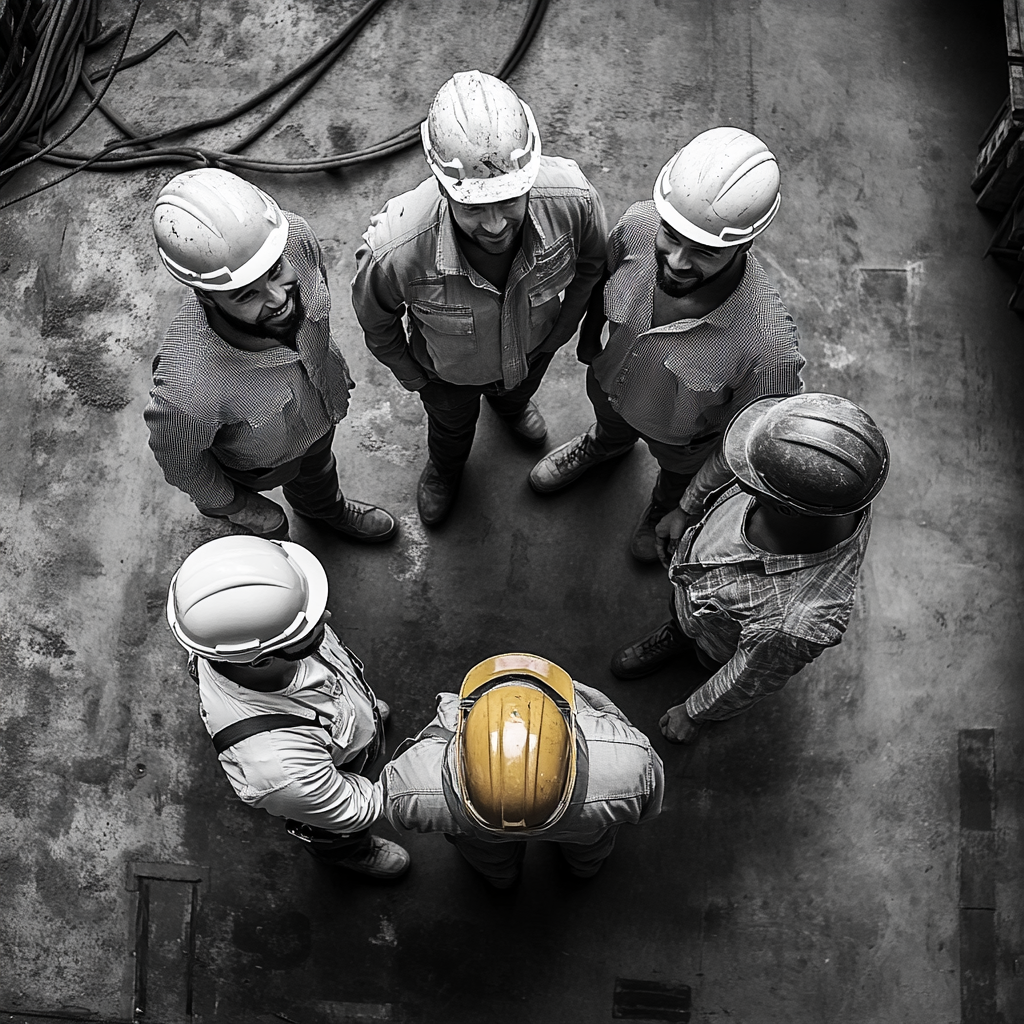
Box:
[153,168,289,291]
[653,126,781,247]
[166,536,328,662]
[421,70,542,204]
[723,393,890,516]
[454,654,577,832]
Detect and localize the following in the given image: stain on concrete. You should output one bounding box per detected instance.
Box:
[71,755,123,787]
[230,909,312,969]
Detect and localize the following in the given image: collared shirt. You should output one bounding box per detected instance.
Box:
[382,682,664,844]
[591,201,805,445]
[351,156,607,390]
[670,485,872,720]
[196,626,382,834]
[145,213,354,511]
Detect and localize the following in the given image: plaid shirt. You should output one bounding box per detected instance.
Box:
[352,156,607,391]
[591,201,804,445]
[145,213,354,511]
[671,485,872,721]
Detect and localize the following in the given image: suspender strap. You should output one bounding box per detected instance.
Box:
[212,713,323,754]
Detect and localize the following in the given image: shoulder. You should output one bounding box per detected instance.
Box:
[154,299,222,386]
[360,178,444,258]
[608,201,658,251]
[532,155,594,193]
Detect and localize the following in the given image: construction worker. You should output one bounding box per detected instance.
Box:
[146,168,397,544]
[530,127,805,563]
[166,535,410,878]
[610,393,889,745]
[351,70,607,525]
[382,653,664,888]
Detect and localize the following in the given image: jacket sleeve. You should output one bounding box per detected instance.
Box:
[351,236,429,390]
[144,392,240,512]
[242,732,384,833]
[542,182,609,350]
[683,626,826,721]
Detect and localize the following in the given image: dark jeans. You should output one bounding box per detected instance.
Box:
[586,367,722,508]
[419,350,556,480]
[445,826,620,885]
[211,426,344,519]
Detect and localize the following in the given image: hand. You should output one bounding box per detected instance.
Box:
[225,491,288,539]
[659,704,701,744]
[655,508,692,567]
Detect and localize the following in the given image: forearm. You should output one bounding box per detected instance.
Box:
[259,771,384,834]
[679,442,734,516]
[684,632,820,721]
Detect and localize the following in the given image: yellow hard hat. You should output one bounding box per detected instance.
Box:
[454,654,577,833]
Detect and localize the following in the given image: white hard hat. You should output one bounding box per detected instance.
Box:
[166,537,328,663]
[153,168,289,291]
[421,70,542,204]
[653,127,781,247]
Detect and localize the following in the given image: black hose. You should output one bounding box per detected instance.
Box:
[0,0,552,209]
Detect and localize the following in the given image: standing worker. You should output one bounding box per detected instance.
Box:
[530,127,805,563]
[146,168,398,543]
[351,70,608,525]
[382,653,663,888]
[166,536,410,878]
[610,393,889,745]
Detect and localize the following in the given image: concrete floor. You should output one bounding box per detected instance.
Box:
[0,0,1022,1022]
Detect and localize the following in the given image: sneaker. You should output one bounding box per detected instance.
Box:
[629,501,671,564]
[417,460,460,526]
[506,400,548,447]
[528,431,634,494]
[335,836,411,879]
[610,619,694,679]
[303,500,398,543]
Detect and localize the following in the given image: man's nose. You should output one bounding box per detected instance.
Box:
[266,277,289,308]
[665,245,694,272]
[480,207,507,234]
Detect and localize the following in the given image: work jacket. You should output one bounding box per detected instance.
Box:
[195,626,383,835]
[351,156,607,391]
[382,682,664,845]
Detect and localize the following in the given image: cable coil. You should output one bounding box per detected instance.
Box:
[0,0,551,209]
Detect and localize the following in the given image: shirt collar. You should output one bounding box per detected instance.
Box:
[644,255,757,335]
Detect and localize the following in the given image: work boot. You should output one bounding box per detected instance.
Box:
[506,400,548,447]
[417,460,460,526]
[610,619,694,679]
[333,837,411,880]
[630,500,672,564]
[528,431,634,494]
[300,500,398,543]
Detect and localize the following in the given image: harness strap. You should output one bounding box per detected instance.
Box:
[212,713,324,754]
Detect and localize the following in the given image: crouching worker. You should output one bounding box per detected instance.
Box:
[382,654,663,889]
[610,393,890,745]
[166,536,410,879]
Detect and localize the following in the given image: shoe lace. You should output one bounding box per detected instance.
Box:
[640,622,683,657]
[553,435,590,471]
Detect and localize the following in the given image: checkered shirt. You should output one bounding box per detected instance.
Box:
[591,201,805,445]
[145,213,354,511]
[671,486,872,721]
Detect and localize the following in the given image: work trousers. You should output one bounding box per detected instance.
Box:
[445,826,620,886]
[203,426,343,519]
[419,350,555,480]
[585,368,720,508]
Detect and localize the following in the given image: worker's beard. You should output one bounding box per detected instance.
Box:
[214,287,306,342]
[655,252,703,297]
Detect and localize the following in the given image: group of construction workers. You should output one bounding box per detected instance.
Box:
[152,70,889,884]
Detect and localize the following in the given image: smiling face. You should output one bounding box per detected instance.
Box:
[654,220,746,297]
[205,255,302,335]
[447,192,530,254]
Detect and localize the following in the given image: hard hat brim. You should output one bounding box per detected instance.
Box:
[722,395,789,493]
[459,653,575,709]
[276,540,329,646]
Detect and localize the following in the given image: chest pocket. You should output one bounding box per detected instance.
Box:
[529,237,576,329]
[410,300,476,336]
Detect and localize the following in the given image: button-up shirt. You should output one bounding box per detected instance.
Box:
[351,156,607,391]
[145,213,354,511]
[196,627,382,834]
[670,485,872,721]
[382,682,663,844]
[591,201,805,445]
